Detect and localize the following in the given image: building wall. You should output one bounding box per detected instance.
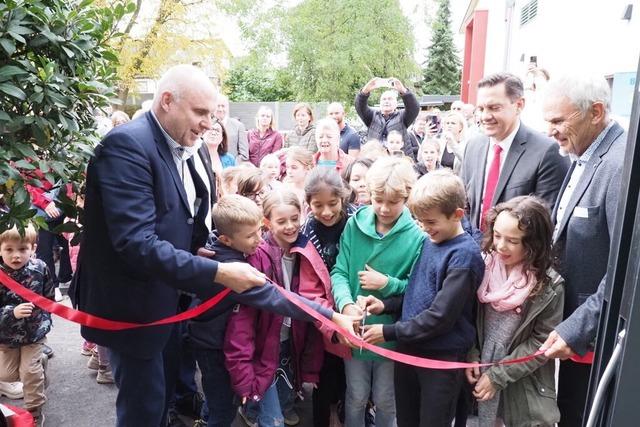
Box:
[463,0,638,121]
[474,0,639,77]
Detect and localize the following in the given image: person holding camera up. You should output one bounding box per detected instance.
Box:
[355,77,419,158]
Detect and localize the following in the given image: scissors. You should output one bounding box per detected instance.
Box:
[359,310,368,354]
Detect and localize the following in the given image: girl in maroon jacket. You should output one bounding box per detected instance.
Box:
[224,189,346,426]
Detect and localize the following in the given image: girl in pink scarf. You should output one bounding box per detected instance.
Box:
[465,196,564,427]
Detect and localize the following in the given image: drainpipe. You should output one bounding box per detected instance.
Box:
[503,0,515,71]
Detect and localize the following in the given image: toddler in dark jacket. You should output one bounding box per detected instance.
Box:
[0,225,54,425]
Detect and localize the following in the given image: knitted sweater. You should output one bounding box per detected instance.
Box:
[382,232,484,354]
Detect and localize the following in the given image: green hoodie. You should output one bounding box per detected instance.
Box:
[331,205,425,360]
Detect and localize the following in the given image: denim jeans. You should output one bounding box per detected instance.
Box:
[344,358,396,427]
[256,382,285,426]
[192,348,236,427]
[246,339,296,423]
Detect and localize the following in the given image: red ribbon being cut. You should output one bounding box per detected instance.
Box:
[0,268,593,367]
[0,268,231,330]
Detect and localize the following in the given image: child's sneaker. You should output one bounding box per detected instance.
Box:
[81,341,96,356]
[237,405,258,427]
[87,353,99,371]
[96,366,115,384]
[29,410,45,427]
[283,408,300,426]
[0,381,23,399]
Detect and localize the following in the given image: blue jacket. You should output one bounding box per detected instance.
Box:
[76,112,221,358]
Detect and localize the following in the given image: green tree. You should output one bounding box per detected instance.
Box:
[285,0,418,103]
[108,0,232,104]
[224,57,294,102]
[0,0,127,232]
[421,0,461,95]
[219,0,419,105]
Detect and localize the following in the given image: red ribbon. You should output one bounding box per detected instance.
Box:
[271,285,594,368]
[0,268,592,367]
[0,268,231,330]
[1,404,33,427]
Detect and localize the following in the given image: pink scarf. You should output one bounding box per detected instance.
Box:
[477,253,536,312]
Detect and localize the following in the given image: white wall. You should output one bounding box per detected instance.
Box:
[478,0,640,77]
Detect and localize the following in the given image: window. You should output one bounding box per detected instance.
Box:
[520,0,538,26]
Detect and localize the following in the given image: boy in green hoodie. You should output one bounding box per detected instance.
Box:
[331,156,424,427]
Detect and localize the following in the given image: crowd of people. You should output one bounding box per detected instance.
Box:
[0,63,626,427]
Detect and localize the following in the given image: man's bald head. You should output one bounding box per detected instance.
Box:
[152,64,218,147]
[153,64,216,111]
[327,102,345,126]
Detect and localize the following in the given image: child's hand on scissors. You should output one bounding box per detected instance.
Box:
[356,295,385,315]
[362,324,385,344]
[358,265,388,290]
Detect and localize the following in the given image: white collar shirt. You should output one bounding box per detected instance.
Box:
[482,121,521,199]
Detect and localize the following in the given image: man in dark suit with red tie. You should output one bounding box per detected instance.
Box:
[460,73,569,230]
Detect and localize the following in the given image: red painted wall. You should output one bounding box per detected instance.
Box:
[461,10,488,105]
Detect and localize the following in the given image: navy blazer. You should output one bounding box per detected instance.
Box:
[76,112,223,358]
[461,123,570,228]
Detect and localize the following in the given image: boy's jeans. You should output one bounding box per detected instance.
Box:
[257,382,285,426]
[192,348,236,427]
[344,358,396,427]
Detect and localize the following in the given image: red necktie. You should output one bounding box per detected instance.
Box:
[480,144,503,230]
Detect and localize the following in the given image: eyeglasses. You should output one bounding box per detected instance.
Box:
[245,189,268,202]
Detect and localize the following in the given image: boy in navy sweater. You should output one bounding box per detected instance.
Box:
[359,169,484,427]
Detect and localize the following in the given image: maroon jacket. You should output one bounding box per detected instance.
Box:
[248,128,283,167]
[224,233,347,401]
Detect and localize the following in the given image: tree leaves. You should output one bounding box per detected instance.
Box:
[421,0,460,95]
[0,83,26,100]
[0,0,123,233]
[223,0,419,105]
[0,65,27,81]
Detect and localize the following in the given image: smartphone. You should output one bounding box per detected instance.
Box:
[375,78,393,89]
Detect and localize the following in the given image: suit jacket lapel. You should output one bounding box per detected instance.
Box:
[492,126,526,205]
[551,161,576,223]
[555,158,601,240]
[197,144,217,205]
[146,112,191,213]
[474,137,490,213]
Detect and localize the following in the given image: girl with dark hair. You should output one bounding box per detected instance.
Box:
[466,196,564,427]
[301,167,355,426]
[203,120,236,173]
